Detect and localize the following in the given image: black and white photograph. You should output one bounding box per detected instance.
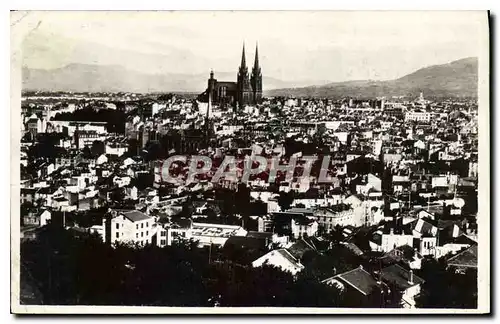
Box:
[10,10,490,314]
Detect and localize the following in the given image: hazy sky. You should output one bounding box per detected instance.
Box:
[13,11,486,82]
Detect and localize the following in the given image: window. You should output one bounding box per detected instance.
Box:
[136,224,138,230]
[146,231,149,236]
[146,222,149,227]
[161,231,166,236]
[116,223,120,230]
[160,239,166,245]
[141,232,144,237]
[136,233,138,239]
[141,223,144,229]
[116,232,119,238]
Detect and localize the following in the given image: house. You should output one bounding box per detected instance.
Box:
[370,223,414,253]
[22,210,51,227]
[270,211,318,239]
[122,157,137,168]
[446,245,478,274]
[247,230,289,247]
[113,176,131,188]
[287,238,317,260]
[405,110,431,123]
[52,196,70,210]
[411,218,438,256]
[379,245,422,270]
[322,266,382,307]
[252,249,304,275]
[21,188,37,204]
[392,175,410,194]
[434,224,474,258]
[291,216,318,239]
[417,209,436,220]
[125,186,138,200]
[161,217,193,247]
[77,196,101,211]
[344,194,363,208]
[315,205,359,230]
[193,201,208,214]
[380,264,424,308]
[355,173,382,195]
[103,209,154,245]
[96,154,108,165]
[414,140,426,150]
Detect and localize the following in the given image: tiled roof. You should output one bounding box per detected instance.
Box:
[380,264,424,290]
[324,267,379,296]
[447,245,478,268]
[121,210,151,222]
[287,239,316,260]
[276,249,299,265]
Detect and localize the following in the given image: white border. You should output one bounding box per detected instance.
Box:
[7,7,491,316]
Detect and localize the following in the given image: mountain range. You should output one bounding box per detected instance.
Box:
[21,64,328,94]
[21,57,477,97]
[266,57,478,98]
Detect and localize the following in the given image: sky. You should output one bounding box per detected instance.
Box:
[12,11,487,83]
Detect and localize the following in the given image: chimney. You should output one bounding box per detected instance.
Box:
[359,265,363,270]
[408,270,414,285]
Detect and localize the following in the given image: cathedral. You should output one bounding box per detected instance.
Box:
[198,44,263,109]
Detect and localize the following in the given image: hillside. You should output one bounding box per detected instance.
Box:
[265,57,478,98]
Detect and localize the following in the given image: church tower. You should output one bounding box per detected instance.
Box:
[250,43,263,105]
[237,44,253,109]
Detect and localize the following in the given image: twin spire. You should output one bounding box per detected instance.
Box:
[240,42,259,70]
[241,43,247,67]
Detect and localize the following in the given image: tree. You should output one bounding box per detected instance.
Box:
[415,258,478,308]
[109,188,125,204]
[82,145,92,159]
[277,191,295,211]
[327,225,345,244]
[235,183,250,216]
[441,203,452,220]
[177,201,194,219]
[91,140,106,157]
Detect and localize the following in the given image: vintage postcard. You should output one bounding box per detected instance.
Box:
[10,10,490,314]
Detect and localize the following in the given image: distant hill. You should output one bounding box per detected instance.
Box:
[21,64,326,93]
[265,57,478,98]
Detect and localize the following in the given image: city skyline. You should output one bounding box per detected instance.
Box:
[12,10,488,314]
[15,11,484,83]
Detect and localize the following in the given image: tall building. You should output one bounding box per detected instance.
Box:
[198,43,263,110]
[250,44,263,105]
[237,44,254,107]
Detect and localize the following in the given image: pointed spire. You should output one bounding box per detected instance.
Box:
[240,42,247,68]
[254,43,259,69]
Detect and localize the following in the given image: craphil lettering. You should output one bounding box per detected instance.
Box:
[157,155,338,185]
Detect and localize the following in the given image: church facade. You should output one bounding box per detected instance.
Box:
[199,44,263,109]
